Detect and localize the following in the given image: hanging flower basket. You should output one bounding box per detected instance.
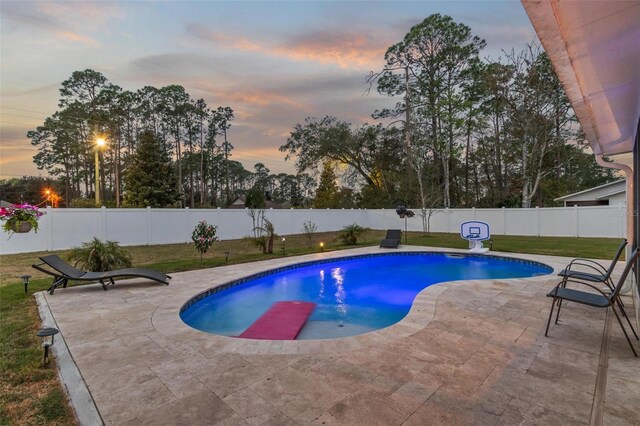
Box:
[11,222,32,233]
[1,204,45,235]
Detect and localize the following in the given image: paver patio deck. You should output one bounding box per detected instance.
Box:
[42,246,640,425]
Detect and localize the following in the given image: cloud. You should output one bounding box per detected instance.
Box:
[1,1,121,47]
[186,23,387,70]
[55,31,100,47]
[279,30,386,69]
[211,86,311,110]
[0,126,41,178]
[1,83,59,98]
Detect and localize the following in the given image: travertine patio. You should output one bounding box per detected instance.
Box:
[42,246,640,425]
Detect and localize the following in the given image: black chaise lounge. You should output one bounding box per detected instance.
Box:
[545,247,640,357]
[380,229,402,248]
[33,254,171,295]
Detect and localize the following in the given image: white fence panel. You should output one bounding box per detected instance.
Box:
[0,206,625,255]
[51,209,102,250]
[577,206,624,238]
[445,209,476,233]
[106,209,148,246]
[150,209,189,244]
[539,208,575,237]
[505,209,539,236]
[474,209,505,235]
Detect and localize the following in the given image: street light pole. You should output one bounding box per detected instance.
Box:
[94,148,100,206]
[95,137,106,207]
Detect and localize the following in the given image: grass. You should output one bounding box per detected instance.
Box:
[0,280,76,426]
[0,229,622,424]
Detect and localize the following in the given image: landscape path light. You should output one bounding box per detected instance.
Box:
[20,274,31,293]
[281,237,286,255]
[36,327,59,367]
[224,251,230,263]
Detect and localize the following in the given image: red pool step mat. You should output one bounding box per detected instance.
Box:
[239,301,316,340]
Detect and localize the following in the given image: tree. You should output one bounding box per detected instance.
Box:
[123,130,179,207]
[504,45,575,207]
[245,185,266,238]
[313,161,340,208]
[369,14,486,208]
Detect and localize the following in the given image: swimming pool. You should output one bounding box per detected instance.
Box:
[180,252,552,340]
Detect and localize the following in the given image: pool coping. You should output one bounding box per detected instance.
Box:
[151,246,562,355]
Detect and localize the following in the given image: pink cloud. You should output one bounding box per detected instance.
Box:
[187,24,387,70]
[55,31,100,47]
[276,31,386,69]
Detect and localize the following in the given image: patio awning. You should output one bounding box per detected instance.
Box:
[521,1,640,156]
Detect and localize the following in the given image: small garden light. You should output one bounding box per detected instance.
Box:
[224,251,230,263]
[319,242,324,252]
[281,237,286,255]
[36,327,59,367]
[20,274,31,293]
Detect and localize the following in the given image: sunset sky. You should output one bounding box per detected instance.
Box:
[0,1,537,179]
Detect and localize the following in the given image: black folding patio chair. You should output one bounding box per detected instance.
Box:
[33,254,171,295]
[545,248,640,357]
[558,238,627,290]
[553,238,628,324]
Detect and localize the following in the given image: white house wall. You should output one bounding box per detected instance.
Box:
[559,181,626,204]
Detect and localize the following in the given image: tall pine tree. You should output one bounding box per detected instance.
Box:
[123,130,179,207]
[313,161,340,208]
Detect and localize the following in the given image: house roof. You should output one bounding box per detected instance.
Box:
[596,189,626,200]
[521,1,640,156]
[554,179,625,201]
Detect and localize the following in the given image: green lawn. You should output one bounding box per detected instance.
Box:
[0,230,622,424]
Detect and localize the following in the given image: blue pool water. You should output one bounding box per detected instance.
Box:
[180,253,552,340]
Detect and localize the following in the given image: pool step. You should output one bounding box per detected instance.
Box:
[239,301,316,340]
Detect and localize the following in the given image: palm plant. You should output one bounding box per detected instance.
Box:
[340,224,369,245]
[68,238,132,272]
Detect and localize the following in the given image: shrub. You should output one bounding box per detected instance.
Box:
[68,238,132,272]
[301,220,318,247]
[340,224,369,245]
[192,221,218,260]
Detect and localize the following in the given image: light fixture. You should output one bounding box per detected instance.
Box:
[319,242,324,252]
[36,327,59,367]
[281,237,286,255]
[20,274,31,293]
[224,251,230,263]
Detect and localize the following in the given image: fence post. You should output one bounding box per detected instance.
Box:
[446,208,450,233]
[146,207,152,245]
[185,207,190,243]
[501,207,505,235]
[574,205,579,237]
[46,206,53,251]
[536,206,540,236]
[100,206,107,240]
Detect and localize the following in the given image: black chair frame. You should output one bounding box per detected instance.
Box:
[545,249,640,357]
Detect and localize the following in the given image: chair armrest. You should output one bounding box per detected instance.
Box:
[565,259,608,275]
[561,279,611,298]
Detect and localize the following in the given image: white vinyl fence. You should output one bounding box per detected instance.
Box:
[0,205,626,255]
